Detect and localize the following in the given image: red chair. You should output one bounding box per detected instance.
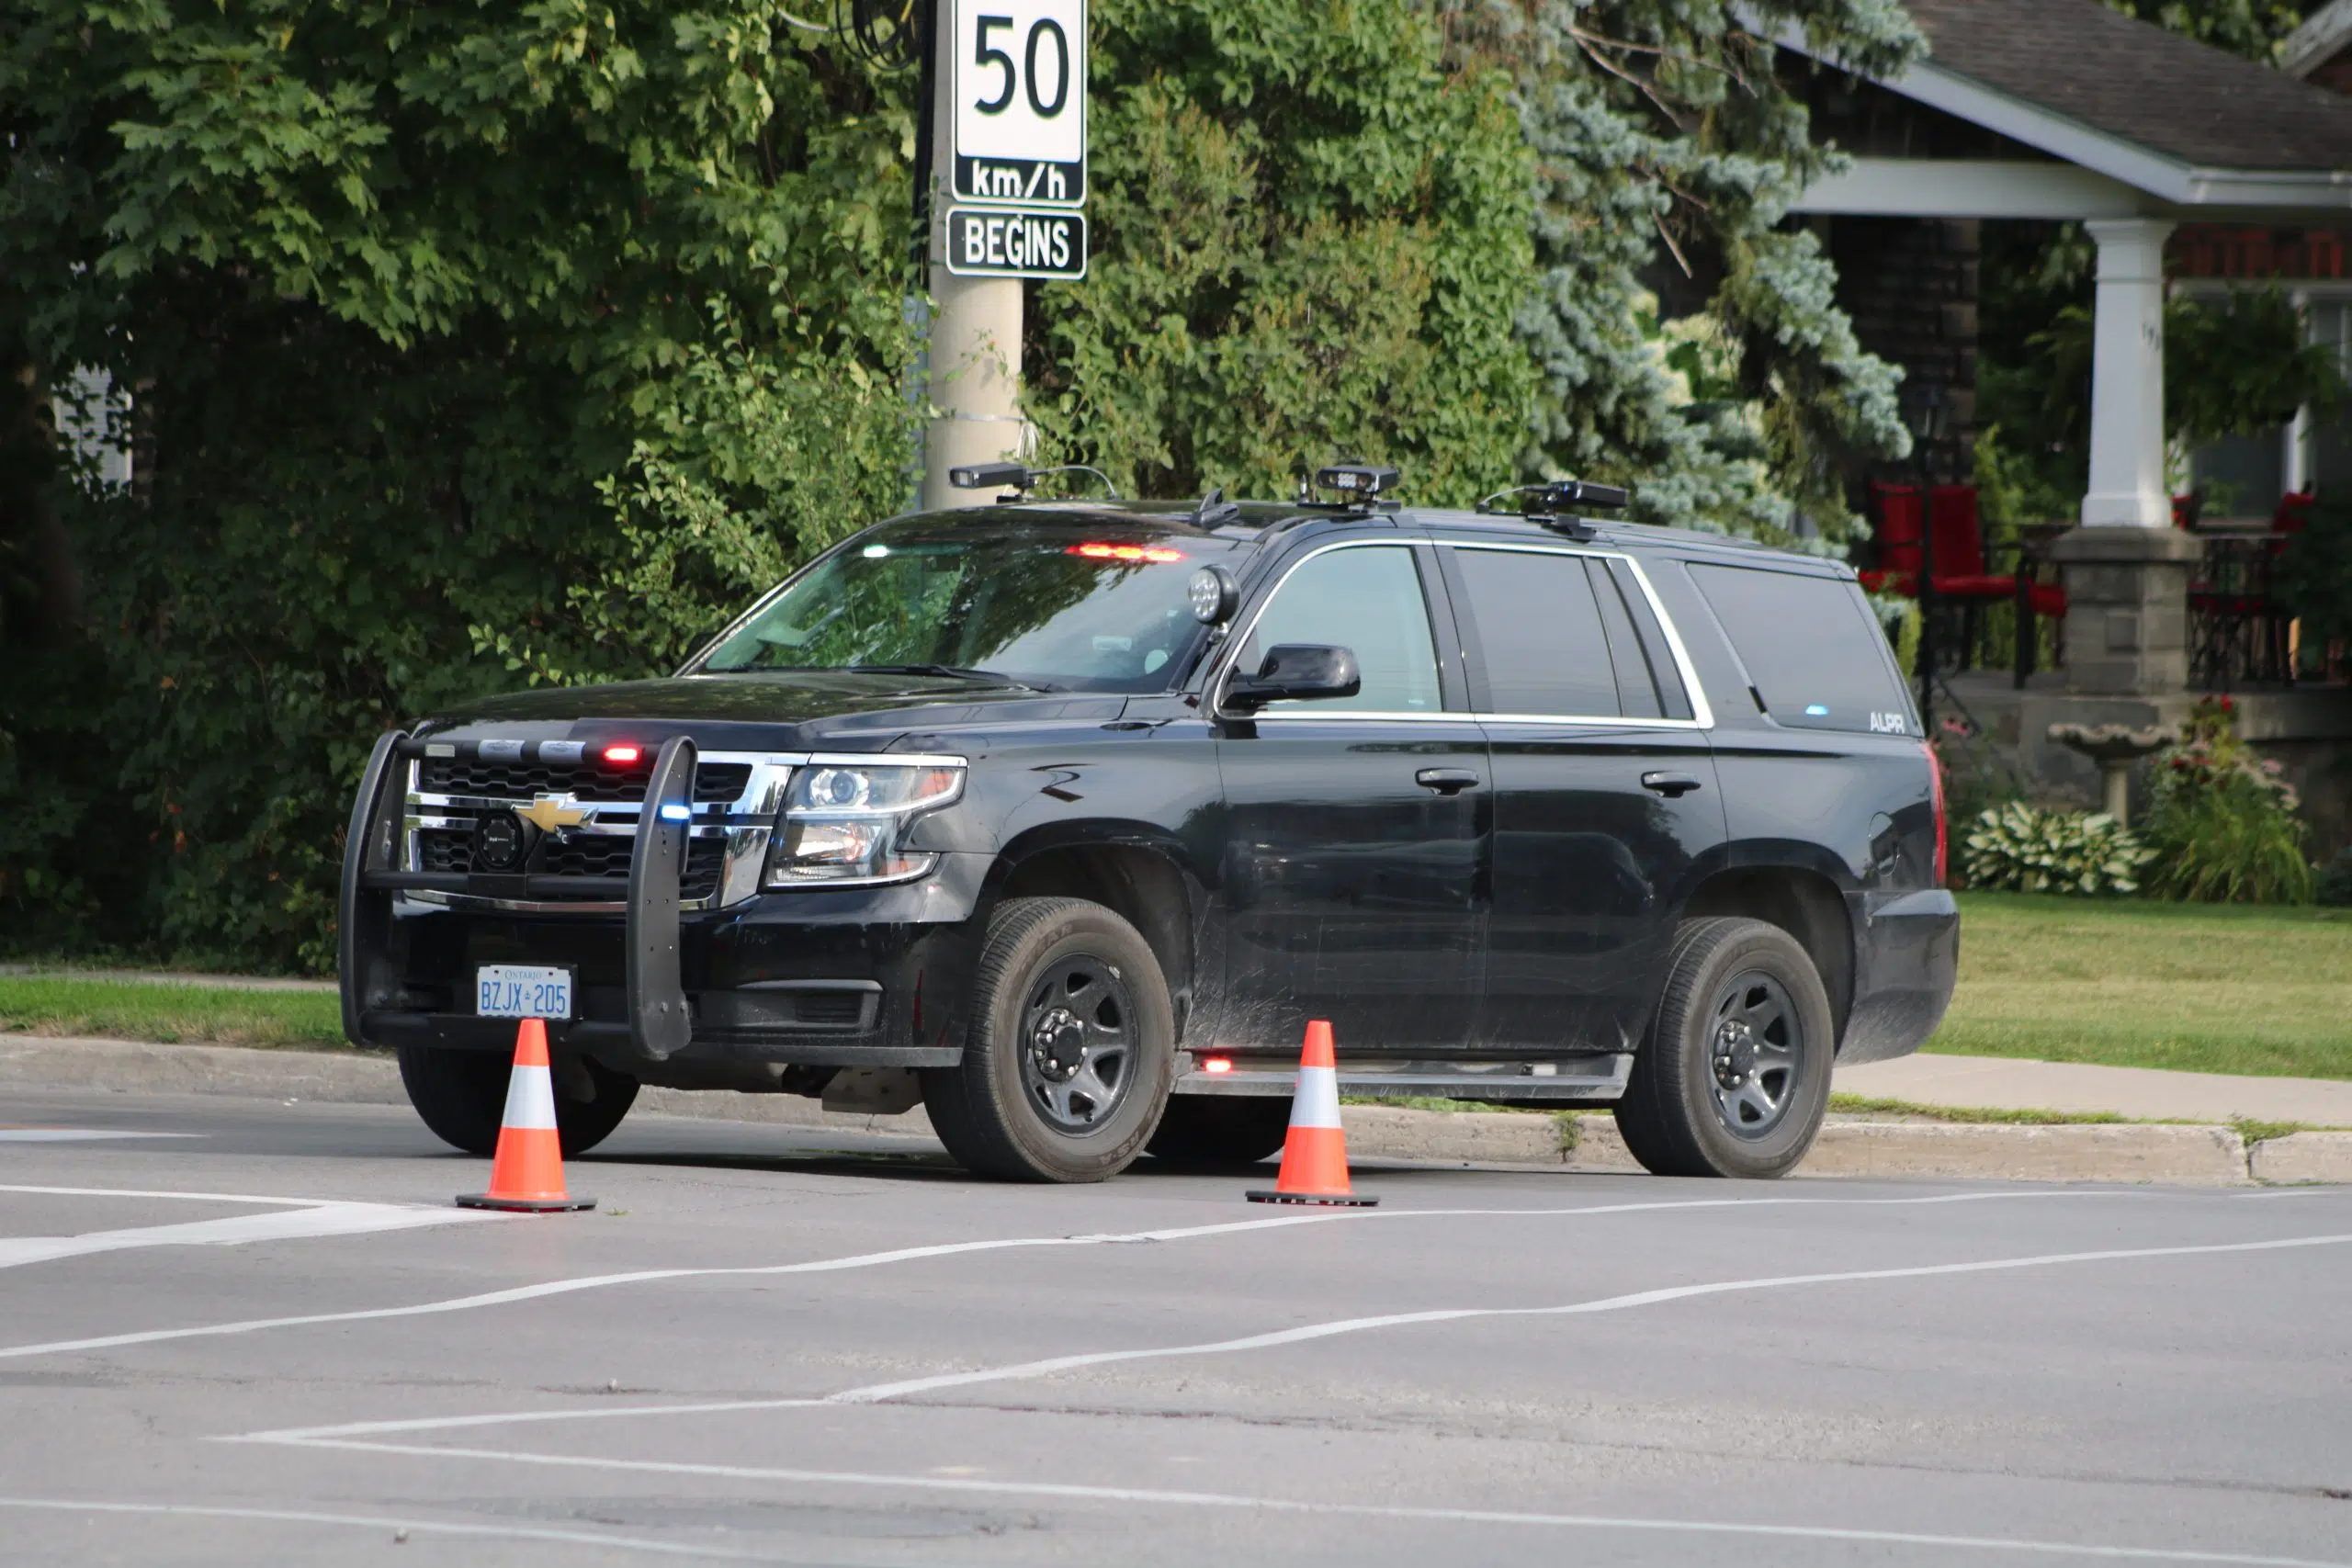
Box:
[1862,483,2064,680]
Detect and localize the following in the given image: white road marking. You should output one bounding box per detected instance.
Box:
[235,1226,2352,1447]
[1,1182,387,1205]
[0,1188,2145,1363]
[0,1182,503,1270]
[237,1441,2352,1567]
[0,1203,501,1269]
[0,1496,802,1562]
[0,1129,200,1142]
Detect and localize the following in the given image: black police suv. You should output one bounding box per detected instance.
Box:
[339,473,1957,1182]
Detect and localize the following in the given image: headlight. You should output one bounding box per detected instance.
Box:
[763,759,965,887]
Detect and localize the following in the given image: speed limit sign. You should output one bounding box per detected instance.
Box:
[952,0,1086,206]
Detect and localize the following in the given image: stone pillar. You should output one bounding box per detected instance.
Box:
[2079,219,2173,529]
[2047,219,2193,701]
[2050,525,2203,695]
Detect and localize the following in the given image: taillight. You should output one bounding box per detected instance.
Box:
[1924,739,1948,886]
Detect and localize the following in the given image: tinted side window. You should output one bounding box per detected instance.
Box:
[1601,559,1695,720]
[1688,564,1916,736]
[1240,545,1442,713]
[1451,548,1619,717]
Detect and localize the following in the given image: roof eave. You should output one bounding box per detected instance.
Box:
[1769,21,2352,212]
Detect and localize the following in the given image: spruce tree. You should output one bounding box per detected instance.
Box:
[1476,1,1922,542]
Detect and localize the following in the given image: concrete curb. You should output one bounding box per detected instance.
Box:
[5,1036,2344,1185]
[2249,1131,2352,1185]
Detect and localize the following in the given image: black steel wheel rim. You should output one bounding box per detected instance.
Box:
[1018,954,1137,1134]
[1706,969,1805,1141]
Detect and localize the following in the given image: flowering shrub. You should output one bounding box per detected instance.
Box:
[1962,803,2154,897]
[2143,697,2313,905]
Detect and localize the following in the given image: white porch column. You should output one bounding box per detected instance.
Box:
[2079,219,2175,527]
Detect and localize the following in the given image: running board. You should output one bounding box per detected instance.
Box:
[1174,1053,1633,1104]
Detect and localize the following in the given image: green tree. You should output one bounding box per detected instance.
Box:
[1486,1,1922,543]
[0,0,919,967]
[1023,0,1539,506]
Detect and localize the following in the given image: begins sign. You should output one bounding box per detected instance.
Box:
[944,208,1088,280]
[952,0,1086,207]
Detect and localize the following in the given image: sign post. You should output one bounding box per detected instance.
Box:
[922,0,1088,510]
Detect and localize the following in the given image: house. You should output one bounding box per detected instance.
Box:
[1771,0,2352,838]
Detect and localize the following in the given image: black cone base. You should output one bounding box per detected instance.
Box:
[457,1193,596,1212]
[1246,1190,1377,1207]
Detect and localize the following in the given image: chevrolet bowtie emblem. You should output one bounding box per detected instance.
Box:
[517,795,591,833]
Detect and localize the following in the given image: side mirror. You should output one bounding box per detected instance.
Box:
[1224,644,1361,712]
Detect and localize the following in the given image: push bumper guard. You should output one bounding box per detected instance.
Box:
[342,733,698,1063]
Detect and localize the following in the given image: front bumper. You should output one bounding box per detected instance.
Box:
[1837,888,1961,1065]
[341,732,989,1071]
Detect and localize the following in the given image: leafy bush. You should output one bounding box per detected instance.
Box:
[2142,697,2313,906]
[2273,494,2352,663]
[1961,803,2154,897]
[2318,847,2352,908]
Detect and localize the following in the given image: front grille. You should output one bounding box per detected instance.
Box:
[418,820,727,901]
[794,990,868,1026]
[418,758,752,804]
[404,749,778,910]
[419,827,471,873]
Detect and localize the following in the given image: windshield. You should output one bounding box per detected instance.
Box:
[695,517,1243,693]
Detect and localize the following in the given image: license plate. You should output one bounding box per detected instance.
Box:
[476,964,575,1021]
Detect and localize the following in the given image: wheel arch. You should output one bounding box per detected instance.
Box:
[1677,865,1855,1045]
[983,828,1205,1038]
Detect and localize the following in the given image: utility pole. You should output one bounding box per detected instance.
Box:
[917,0,1089,510]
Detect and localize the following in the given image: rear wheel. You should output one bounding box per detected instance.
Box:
[397,1044,639,1156]
[921,897,1176,1182]
[1613,917,1834,1179]
[1147,1095,1292,1169]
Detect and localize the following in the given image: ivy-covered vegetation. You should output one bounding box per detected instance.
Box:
[1,0,921,966]
[2,0,1913,970]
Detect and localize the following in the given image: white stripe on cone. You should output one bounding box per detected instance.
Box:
[499,1064,559,1133]
[1288,1066,1341,1131]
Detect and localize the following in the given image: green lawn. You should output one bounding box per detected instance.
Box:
[4,894,2348,1080]
[0,976,348,1049]
[1932,894,2352,1080]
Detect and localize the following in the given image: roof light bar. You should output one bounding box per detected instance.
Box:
[1068,543,1185,563]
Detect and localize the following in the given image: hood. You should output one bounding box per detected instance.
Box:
[417,672,1122,752]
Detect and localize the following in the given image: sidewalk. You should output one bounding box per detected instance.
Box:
[1838,1053,2352,1127]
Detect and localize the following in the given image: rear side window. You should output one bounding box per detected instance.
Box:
[1688,564,1916,737]
[1450,548,1619,716]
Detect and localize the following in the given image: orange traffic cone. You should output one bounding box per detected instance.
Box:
[1246,1020,1376,1207]
[457,1019,594,1213]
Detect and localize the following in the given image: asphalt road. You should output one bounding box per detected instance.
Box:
[2,1089,2347,1568]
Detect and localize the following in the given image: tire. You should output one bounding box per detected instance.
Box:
[397,1044,639,1157]
[1612,917,1836,1179]
[1146,1095,1292,1170]
[921,897,1177,1182]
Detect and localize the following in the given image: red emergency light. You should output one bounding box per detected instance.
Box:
[602,744,643,765]
[1069,543,1185,564]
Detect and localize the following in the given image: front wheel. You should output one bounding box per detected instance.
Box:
[397,1044,639,1156]
[921,897,1176,1182]
[1613,918,1835,1179]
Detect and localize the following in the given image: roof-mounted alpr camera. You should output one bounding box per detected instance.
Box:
[1303,464,1401,509]
[948,463,1123,502]
[1476,478,1631,541]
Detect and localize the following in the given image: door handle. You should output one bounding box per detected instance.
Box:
[1415,768,1482,795]
[1641,772,1703,797]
